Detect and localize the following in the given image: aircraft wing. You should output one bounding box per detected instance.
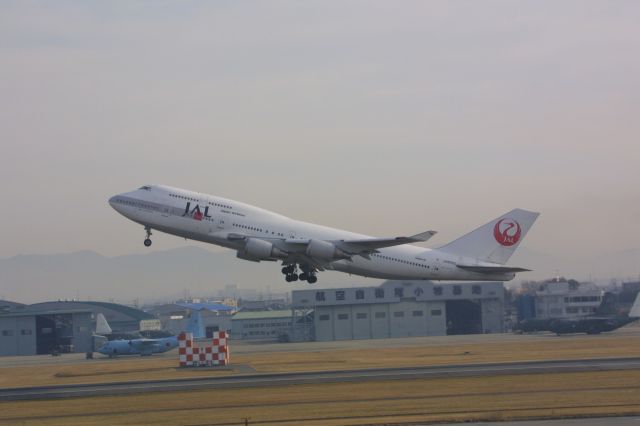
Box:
[336,231,437,253]
[281,231,436,255]
[228,230,436,271]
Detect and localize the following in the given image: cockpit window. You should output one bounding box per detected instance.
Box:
[139,185,152,191]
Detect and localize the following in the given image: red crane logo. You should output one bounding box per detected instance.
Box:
[493,218,521,246]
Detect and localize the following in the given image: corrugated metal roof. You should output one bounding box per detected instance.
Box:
[176,302,235,312]
[232,310,293,320]
[26,301,154,321]
[0,309,93,317]
[81,301,155,320]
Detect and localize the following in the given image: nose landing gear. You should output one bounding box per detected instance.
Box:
[143,227,152,247]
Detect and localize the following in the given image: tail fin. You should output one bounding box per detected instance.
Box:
[185,311,204,338]
[629,292,640,318]
[437,208,539,265]
[95,313,112,335]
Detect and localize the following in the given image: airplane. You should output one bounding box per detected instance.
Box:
[109,185,539,284]
[97,335,178,357]
[95,308,203,357]
[516,292,640,335]
[94,313,172,341]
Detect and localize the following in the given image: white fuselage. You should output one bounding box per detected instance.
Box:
[109,185,514,282]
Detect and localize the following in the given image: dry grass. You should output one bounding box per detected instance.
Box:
[1,370,640,425]
[0,358,233,389]
[2,333,640,389]
[241,334,640,373]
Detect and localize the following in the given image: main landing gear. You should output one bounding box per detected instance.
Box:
[281,264,317,284]
[143,227,152,247]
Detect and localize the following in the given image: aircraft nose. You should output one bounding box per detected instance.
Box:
[108,194,126,216]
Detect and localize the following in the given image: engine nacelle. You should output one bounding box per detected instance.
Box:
[241,238,287,261]
[306,239,348,260]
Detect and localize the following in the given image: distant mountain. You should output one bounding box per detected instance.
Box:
[0,247,371,304]
[1,245,637,304]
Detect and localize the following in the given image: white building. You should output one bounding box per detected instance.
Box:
[231,310,295,340]
[535,281,603,319]
[292,280,505,341]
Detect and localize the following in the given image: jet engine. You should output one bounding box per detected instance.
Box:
[306,239,348,260]
[239,238,287,261]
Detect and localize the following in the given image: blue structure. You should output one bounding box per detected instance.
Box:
[516,294,536,321]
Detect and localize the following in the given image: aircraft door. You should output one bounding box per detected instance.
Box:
[207,215,225,235]
[431,258,442,278]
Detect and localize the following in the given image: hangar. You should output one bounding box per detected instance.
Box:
[0,308,93,356]
[292,280,504,341]
[0,300,155,356]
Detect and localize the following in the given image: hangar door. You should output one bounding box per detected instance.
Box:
[36,314,74,354]
[445,300,482,335]
[35,315,57,354]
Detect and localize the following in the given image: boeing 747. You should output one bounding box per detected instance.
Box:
[109,185,539,284]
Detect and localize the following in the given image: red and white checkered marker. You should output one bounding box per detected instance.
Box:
[178,331,229,367]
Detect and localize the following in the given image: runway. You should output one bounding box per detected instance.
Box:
[3,356,640,401]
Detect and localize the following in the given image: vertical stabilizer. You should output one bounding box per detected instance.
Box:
[437,209,540,265]
[95,313,112,335]
[630,292,640,318]
[185,311,204,338]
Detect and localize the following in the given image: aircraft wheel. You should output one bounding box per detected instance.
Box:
[144,239,152,247]
[308,275,317,284]
[285,275,293,282]
[299,273,308,281]
[291,273,299,281]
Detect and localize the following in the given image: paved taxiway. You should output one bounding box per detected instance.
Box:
[2,357,640,401]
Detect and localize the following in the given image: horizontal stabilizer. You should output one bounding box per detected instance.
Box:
[456,264,531,274]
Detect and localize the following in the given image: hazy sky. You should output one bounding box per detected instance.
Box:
[1,2,639,267]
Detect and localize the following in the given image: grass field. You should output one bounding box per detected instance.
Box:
[1,332,640,425]
[1,370,640,425]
